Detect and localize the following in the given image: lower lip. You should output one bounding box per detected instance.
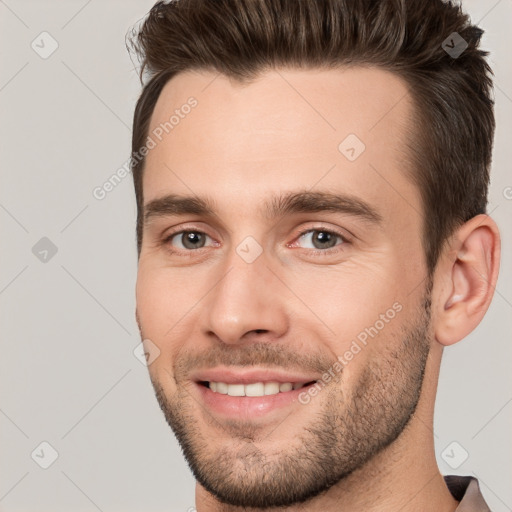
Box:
[194,382,316,419]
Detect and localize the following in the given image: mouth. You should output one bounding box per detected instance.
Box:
[198,380,317,397]
[191,368,321,420]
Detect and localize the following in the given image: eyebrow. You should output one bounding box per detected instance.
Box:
[143,190,383,226]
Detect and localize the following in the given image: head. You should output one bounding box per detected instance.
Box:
[128,0,500,508]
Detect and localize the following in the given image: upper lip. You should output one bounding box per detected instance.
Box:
[190,367,320,385]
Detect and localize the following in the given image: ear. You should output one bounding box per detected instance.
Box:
[434,214,501,346]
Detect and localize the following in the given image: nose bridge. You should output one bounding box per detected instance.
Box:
[202,242,288,344]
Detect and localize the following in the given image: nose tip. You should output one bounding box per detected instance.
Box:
[201,261,288,346]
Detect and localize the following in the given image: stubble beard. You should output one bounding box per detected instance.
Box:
[147,289,433,508]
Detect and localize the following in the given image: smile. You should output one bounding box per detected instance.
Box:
[201,381,316,397]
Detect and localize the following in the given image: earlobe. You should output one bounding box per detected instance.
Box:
[435,214,500,346]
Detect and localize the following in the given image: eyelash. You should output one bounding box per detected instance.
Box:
[162,226,350,258]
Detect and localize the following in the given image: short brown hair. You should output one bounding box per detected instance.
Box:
[127,0,495,274]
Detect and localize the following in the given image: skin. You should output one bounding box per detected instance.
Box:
[135,67,500,511]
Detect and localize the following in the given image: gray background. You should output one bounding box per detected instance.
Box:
[0,0,510,510]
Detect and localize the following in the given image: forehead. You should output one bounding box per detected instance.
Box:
[143,66,421,229]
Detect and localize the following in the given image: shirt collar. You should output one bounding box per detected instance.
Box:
[444,475,491,511]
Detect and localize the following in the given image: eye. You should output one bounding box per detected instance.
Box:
[294,228,348,253]
[162,226,349,257]
[165,230,214,251]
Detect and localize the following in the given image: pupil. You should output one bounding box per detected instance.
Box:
[184,232,203,249]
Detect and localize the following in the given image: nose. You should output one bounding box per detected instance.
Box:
[201,249,289,345]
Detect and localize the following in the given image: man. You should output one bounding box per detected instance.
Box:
[128,0,501,510]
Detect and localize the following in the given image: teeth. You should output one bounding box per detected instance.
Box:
[216,382,228,394]
[246,382,265,396]
[227,384,245,397]
[264,382,280,395]
[208,381,303,397]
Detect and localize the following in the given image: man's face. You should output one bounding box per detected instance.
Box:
[136,67,433,507]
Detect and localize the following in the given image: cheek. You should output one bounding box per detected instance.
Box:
[136,264,187,343]
[136,266,192,388]
[288,263,406,371]
[293,259,400,322]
